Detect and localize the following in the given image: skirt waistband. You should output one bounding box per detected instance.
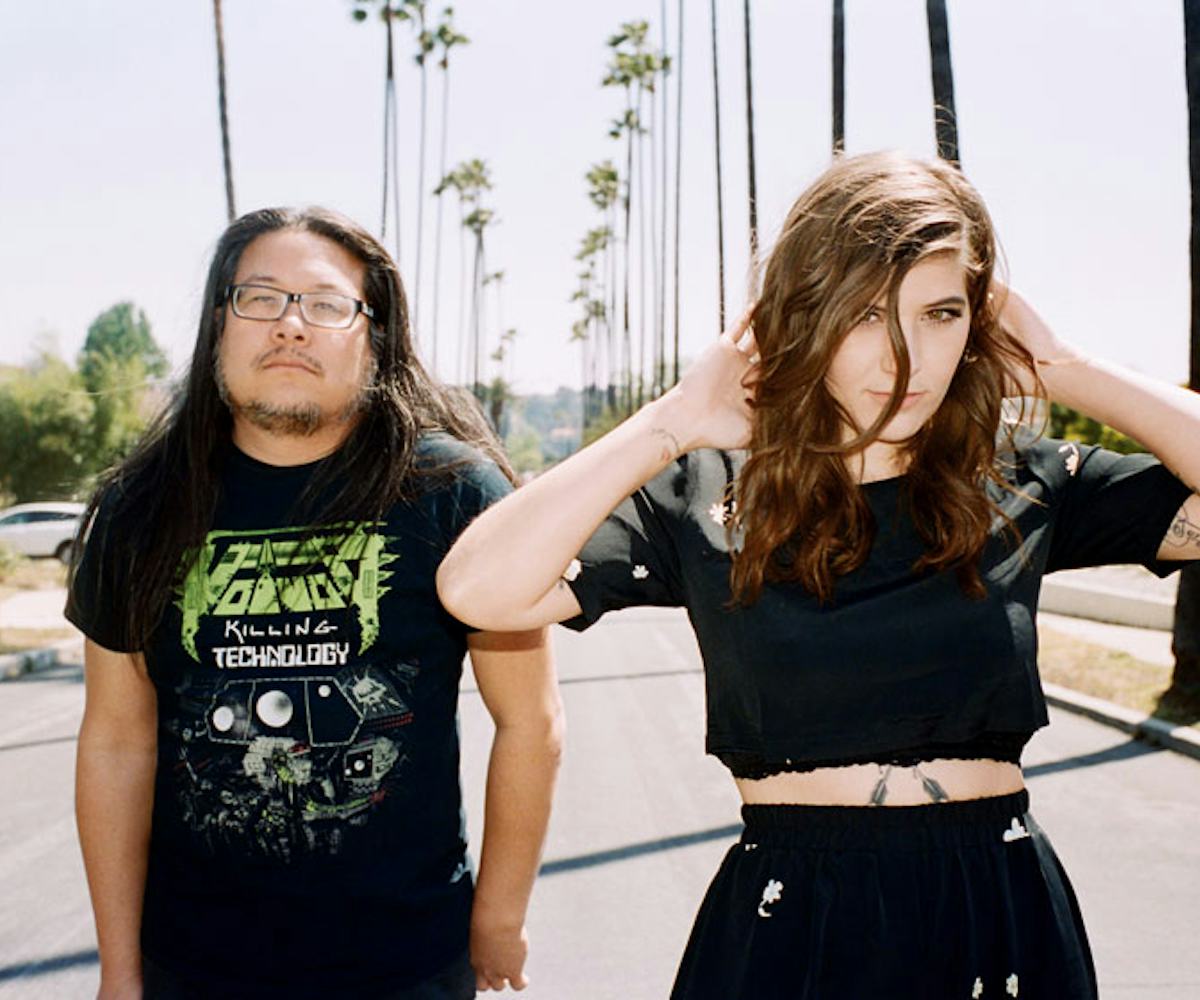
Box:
[739,789,1033,852]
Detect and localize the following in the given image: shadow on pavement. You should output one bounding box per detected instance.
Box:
[1025,737,1163,779]
[0,733,77,754]
[0,948,97,983]
[540,823,742,877]
[462,666,702,696]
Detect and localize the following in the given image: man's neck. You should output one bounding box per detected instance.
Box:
[231,419,355,467]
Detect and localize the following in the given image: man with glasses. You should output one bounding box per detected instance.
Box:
[68,207,562,999]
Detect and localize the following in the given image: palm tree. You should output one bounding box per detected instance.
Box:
[709,0,727,330]
[672,0,684,384]
[574,226,612,423]
[925,0,959,165]
[604,33,641,413]
[406,1,435,342]
[586,162,620,408]
[742,0,759,270]
[430,8,469,372]
[832,0,845,154]
[353,2,403,261]
[1173,0,1200,697]
[658,1,671,396]
[464,203,496,396]
[435,158,491,385]
[606,22,669,410]
[212,0,235,221]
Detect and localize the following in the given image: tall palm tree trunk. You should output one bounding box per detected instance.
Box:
[832,0,845,154]
[925,0,959,165]
[415,52,429,343]
[471,235,484,395]
[650,72,662,397]
[709,0,727,331]
[743,0,758,270]
[212,0,235,221]
[381,9,402,263]
[637,88,648,409]
[1173,0,1200,694]
[622,98,635,415]
[457,199,468,384]
[658,0,670,396]
[608,201,619,409]
[431,68,451,371]
[673,0,684,384]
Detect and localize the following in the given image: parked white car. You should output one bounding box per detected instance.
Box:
[0,502,85,562]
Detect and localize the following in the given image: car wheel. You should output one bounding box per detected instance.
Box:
[54,540,74,564]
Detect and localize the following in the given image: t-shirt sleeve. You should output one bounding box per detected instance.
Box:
[64,489,139,653]
[1044,441,1194,576]
[561,464,687,632]
[443,457,514,546]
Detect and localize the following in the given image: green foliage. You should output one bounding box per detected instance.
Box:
[78,302,167,393]
[0,541,26,582]
[504,428,543,477]
[0,352,96,501]
[87,353,156,473]
[0,301,164,502]
[1048,402,1146,455]
[581,406,626,448]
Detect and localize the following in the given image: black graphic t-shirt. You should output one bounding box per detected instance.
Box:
[67,432,511,997]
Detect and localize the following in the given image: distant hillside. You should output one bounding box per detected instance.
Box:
[501,387,583,474]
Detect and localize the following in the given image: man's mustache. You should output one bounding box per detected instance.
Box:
[252,346,324,374]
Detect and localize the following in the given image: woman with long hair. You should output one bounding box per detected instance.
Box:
[437,152,1200,998]
[69,206,562,998]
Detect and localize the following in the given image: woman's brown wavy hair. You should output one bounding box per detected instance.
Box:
[731,151,1041,605]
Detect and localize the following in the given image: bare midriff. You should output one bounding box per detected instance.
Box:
[736,758,1024,807]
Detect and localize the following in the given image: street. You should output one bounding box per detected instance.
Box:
[2,608,1199,999]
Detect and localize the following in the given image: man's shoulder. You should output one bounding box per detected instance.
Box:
[408,430,512,506]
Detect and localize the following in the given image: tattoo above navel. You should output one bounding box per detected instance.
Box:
[649,426,682,462]
[1165,506,1200,551]
[867,763,949,805]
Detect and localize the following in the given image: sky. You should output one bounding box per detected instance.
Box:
[0,0,1191,394]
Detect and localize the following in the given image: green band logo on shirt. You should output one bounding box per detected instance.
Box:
[177,523,396,661]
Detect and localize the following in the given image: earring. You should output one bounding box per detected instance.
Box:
[960,349,978,365]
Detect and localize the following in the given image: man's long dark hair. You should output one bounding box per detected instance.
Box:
[73,206,514,652]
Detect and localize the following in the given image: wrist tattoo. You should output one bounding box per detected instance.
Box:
[650,426,682,462]
[1034,353,1087,368]
[1165,507,1200,551]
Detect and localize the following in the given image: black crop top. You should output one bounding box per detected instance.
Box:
[563,436,1193,778]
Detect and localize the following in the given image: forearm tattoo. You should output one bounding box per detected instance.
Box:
[1165,506,1200,553]
[650,426,682,462]
[868,764,949,806]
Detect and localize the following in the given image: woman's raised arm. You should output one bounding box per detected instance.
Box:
[436,322,756,631]
[1001,288,1200,560]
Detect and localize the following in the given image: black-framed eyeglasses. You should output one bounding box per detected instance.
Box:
[226,283,375,330]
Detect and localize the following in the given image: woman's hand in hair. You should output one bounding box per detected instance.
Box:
[994,285,1087,395]
[659,309,759,452]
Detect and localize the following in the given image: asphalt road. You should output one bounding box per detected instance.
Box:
[2,608,1198,999]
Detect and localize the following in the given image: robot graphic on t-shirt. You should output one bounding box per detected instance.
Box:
[165,523,421,860]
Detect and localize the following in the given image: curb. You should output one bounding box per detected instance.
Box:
[1039,578,1175,631]
[1042,681,1200,762]
[0,638,82,681]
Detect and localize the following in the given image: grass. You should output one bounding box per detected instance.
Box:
[0,557,68,605]
[1038,627,1200,731]
[0,626,77,655]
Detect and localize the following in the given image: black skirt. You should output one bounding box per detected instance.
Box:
[671,790,1097,1000]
